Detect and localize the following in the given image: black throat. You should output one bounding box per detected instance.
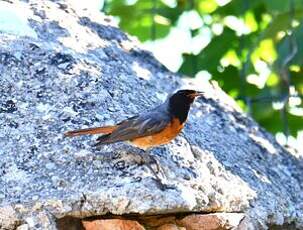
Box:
[169,96,193,123]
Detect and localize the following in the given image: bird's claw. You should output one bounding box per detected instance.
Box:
[151,178,177,191]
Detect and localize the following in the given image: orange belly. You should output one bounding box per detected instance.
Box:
[130,118,184,150]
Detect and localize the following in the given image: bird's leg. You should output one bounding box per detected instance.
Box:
[122,145,175,190]
[141,150,161,173]
[137,149,176,191]
[141,149,161,174]
[143,153,166,190]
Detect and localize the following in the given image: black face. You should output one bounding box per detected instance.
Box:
[168,89,202,123]
[171,89,199,102]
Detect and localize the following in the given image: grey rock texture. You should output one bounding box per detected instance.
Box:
[0,0,302,229]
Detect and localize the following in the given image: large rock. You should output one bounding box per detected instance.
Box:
[0,0,302,229]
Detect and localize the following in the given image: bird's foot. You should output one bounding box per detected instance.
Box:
[142,156,176,191]
[126,148,161,172]
[150,178,177,191]
[123,146,174,190]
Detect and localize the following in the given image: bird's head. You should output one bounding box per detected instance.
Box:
[169,89,203,105]
[168,89,203,123]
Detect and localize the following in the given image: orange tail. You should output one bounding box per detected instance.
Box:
[64,126,116,137]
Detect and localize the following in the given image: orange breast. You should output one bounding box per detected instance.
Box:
[130,118,184,150]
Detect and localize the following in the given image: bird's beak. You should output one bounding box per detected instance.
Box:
[191,91,204,97]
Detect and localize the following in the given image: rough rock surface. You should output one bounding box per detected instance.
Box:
[0,0,302,229]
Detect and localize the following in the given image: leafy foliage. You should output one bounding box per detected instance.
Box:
[103,0,303,138]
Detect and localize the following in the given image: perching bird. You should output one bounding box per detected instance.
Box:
[64,89,203,148]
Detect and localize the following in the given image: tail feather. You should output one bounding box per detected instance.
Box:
[64,126,116,137]
[93,134,113,147]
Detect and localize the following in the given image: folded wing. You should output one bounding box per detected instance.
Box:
[95,111,171,146]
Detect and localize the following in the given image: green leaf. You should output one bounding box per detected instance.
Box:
[264,0,303,14]
[290,70,303,94]
[213,0,263,17]
[156,7,183,24]
[212,65,241,94]
[106,0,171,41]
[263,10,303,41]
[288,111,303,136]
[264,0,290,13]
[252,99,303,136]
[252,104,282,133]
[275,23,303,69]
[179,54,198,77]
[196,28,238,72]
[198,0,218,14]
[211,64,259,98]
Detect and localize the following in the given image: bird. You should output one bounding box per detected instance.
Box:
[65,89,202,190]
[64,89,203,149]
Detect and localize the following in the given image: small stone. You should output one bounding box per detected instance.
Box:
[0,100,17,113]
[32,195,39,201]
[157,224,185,230]
[177,213,245,230]
[82,219,145,230]
[75,149,91,160]
[45,162,56,170]
[25,217,36,228]
[107,106,116,112]
[0,206,18,229]
[14,51,22,60]
[17,224,29,230]
[156,92,167,101]
[51,176,66,187]
[92,160,102,169]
